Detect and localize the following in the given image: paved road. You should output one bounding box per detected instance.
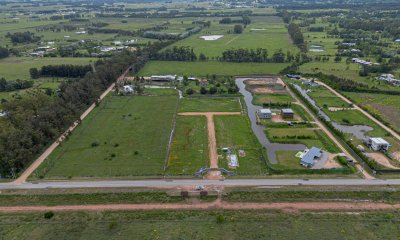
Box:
[317,81,400,142]
[0,179,399,190]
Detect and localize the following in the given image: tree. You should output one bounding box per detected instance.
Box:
[0,47,9,59]
[29,68,40,79]
[199,53,207,61]
[209,87,217,94]
[200,87,207,94]
[186,88,194,95]
[233,25,243,34]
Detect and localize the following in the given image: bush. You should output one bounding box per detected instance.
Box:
[200,87,207,94]
[44,211,54,219]
[91,141,99,147]
[216,214,225,224]
[186,88,194,95]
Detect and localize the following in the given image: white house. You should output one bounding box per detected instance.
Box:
[365,137,391,152]
[257,109,272,119]
[228,154,239,169]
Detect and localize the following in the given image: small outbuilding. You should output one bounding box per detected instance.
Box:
[281,108,294,119]
[257,109,272,119]
[122,85,134,94]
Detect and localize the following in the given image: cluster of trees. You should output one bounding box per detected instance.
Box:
[30,65,93,79]
[288,23,305,51]
[233,25,243,34]
[219,16,251,25]
[143,27,201,40]
[5,31,40,44]
[359,63,397,77]
[0,47,9,59]
[0,78,33,92]
[0,50,146,178]
[156,46,197,61]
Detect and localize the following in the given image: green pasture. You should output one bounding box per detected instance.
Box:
[167,116,208,175]
[0,57,95,80]
[33,93,178,179]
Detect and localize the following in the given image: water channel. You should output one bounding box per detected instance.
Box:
[235,78,306,164]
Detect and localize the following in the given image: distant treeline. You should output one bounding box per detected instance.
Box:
[29,65,93,79]
[0,78,33,92]
[219,16,251,25]
[288,23,306,51]
[143,27,201,40]
[156,46,197,61]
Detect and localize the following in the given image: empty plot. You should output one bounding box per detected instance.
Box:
[167,116,208,175]
[33,94,178,179]
[178,98,241,112]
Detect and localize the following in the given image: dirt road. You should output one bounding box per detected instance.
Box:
[2,200,400,213]
[178,112,241,179]
[286,86,373,179]
[14,68,131,184]
[317,81,400,142]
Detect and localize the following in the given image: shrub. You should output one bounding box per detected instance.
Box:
[216,214,225,224]
[91,141,99,147]
[44,211,54,219]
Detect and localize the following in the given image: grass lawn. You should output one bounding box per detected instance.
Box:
[2,210,400,239]
[178,97,241,112]
[33,93,178,179]
[266,128,340,153]
[138,61,290,77]
[0,57,96,80]
[307,87,351,108]
[252,93,293,106]
[214,115,266,175]
[275,150,303,169]
[167,116,208,175]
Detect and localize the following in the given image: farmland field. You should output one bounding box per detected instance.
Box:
[168,16,298,58]
[167,116,208,175]
[137,61,290,76]
[2,210,399,239]
[33,93,178,179]
[178,98,241,112]
[214,115,266,175]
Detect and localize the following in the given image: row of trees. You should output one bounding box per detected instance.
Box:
[220,48,298,63]
[30,65,93,79]
[156,46,197,61]
[288,23,306,51]
[0,78,33,92]
[0,50,147,178]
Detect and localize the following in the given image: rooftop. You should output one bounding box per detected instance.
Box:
[370,137,390,145]
[259,109,272,114]
[301,147,322,166]
[281,108,294,114]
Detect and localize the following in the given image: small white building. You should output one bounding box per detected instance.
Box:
[257,109,272,119]
[228,154,239,169]
[150,75,176,82]
[122,85,134,94]
[112,41,122,46]
[366,137,391,152]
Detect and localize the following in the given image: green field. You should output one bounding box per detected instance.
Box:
[168,16,298,58]
[2,210,400,239]
[138,61,290,76]
[33,93,178,179]
[266,128,340,153]
[307,86,351,108]
[344,91,400,133]
[167,116,208,175]
[178,98,241,112]
[252,93,293,106]
[0,57,95,80]
[214,115,266,175]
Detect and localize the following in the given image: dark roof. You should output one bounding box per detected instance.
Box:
[301,147,322,166]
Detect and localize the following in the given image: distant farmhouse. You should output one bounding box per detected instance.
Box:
[281,108,294,119]
[351,58,380,66]
[257,109,272,119]
[377,74,400,86]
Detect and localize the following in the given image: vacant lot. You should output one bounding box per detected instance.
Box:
[179,98,241,112]
[307,87,350,108]
[214,115,266,175]
[1,210,399,239]
[33,94,177,179]
[138,61,290,76]
[344,91,400,133]
[167,116,208,175]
